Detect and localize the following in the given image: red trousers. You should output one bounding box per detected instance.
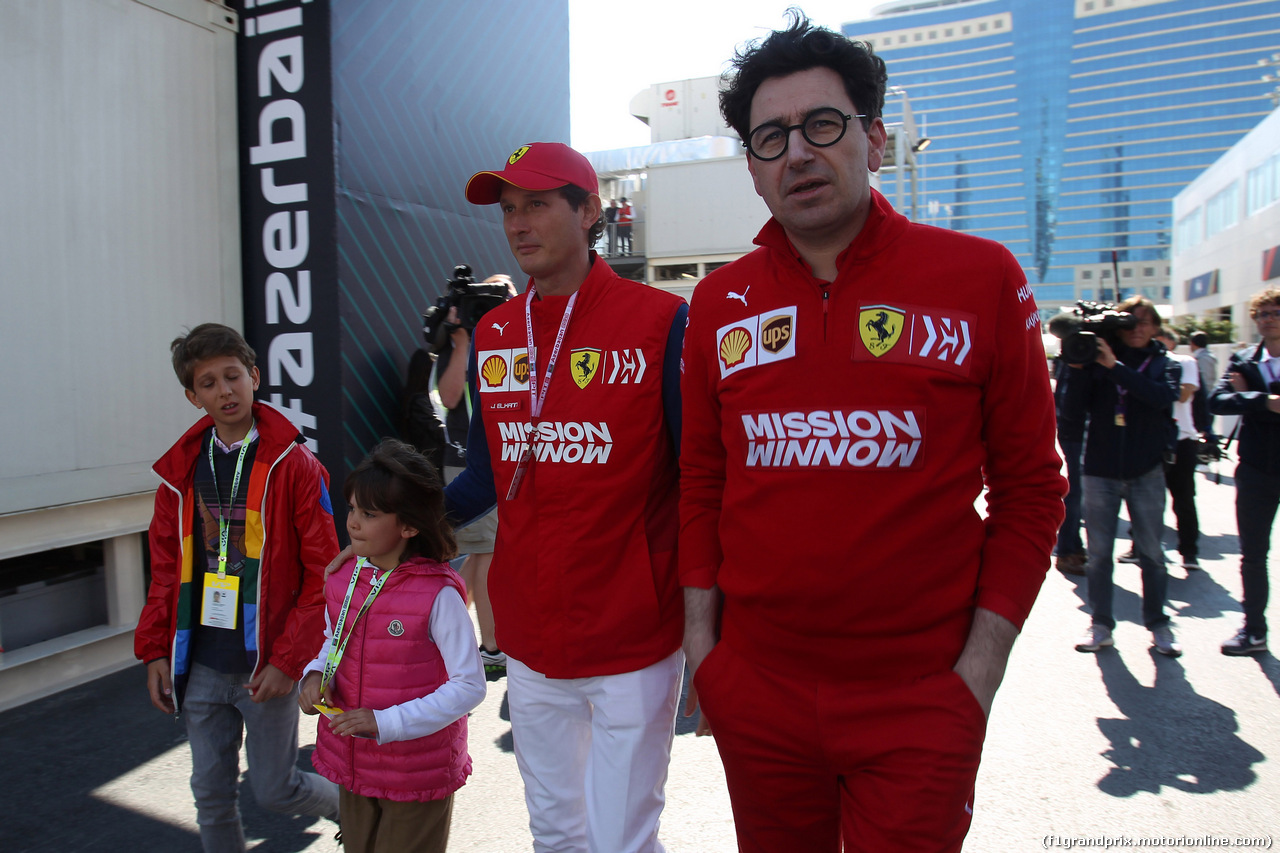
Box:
[695,641,988,853]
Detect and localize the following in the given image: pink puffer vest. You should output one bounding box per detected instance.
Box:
[311,556,471,801]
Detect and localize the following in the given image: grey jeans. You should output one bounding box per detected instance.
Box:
[182,662,339,853]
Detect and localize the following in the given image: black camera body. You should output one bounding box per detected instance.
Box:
[422,264,510,353]
[1048,300,1138,364]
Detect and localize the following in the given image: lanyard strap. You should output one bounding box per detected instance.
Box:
[207,424,254,579]
[524,285,579,422]
[320,557,397,693]
[1115,354,1155,416]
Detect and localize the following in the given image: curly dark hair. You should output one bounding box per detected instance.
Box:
[343,438,457,564]
[719,8,887,143]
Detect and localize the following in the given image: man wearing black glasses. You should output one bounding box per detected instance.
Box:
[678,12,1065,853]
[1210,287,1280,656]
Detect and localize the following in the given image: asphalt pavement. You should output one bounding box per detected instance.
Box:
[1,459,1276,852]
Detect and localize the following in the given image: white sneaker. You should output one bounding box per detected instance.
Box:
[1151,625,1182,657]
[1075,625,1114,653]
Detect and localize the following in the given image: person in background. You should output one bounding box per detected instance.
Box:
[1061,297,1180,657]
[435,275,517,680]
[1054,353,1088,575]
[1156,328,1202,573]
[1209,287,1280,656]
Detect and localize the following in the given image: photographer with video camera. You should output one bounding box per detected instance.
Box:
[1209,286,1280,656]
[420,265,516,679]
[1056,296,1182,656]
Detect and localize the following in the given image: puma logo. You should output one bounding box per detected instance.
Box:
[492,321,509,334]
[727,287,750,306]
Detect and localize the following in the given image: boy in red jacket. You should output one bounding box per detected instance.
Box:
[135,323,340,852]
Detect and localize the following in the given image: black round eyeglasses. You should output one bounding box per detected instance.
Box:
[744,108,867,161]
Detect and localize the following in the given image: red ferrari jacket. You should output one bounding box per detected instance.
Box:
[680,191,1066,682]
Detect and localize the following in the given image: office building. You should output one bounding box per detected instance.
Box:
[844,0,1280,313]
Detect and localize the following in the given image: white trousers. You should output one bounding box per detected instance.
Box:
[507,649,684,853]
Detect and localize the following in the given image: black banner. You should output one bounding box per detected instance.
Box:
[233,0,342,481]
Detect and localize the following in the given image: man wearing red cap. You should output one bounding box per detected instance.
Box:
[446,142,688,853]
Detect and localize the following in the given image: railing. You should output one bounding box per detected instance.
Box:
[596,218,644,259]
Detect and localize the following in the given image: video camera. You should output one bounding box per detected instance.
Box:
[422,264,510,354]
[1047,300,1138,364]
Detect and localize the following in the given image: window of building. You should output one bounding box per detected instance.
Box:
[1081,288,1094,300]
[899,35,908,43]
[703,261,730,275]
[1084,1,1094,9]
[962,25,970,34]
[1143,267,1155,277]
[1175,208,1203,253]
[994,18,1003,28]
[914,32,923,41]
[945,28,953,36]
[929,30,937,40]
[1081,270,1093,280]
[1122,267,1133,278]
[1247,152,1280,215]
[978,22,988,31]
[653,263,699,281]
[0,542,108,653]
[1205,181,1239,238]
[1101,269,1111,279]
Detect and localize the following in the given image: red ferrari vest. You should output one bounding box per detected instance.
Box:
[471,256,684,678]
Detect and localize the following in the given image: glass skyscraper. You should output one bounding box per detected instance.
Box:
[844,0,1280,310]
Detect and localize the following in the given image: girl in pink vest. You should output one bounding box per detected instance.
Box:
[300,439,485,853]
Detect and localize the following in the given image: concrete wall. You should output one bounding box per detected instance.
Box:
[0,0,242,709]
[0,0,242,518]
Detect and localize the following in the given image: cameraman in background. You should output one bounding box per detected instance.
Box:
[1060,296,1182,656]
[1156,328,1203,573]
[1209,287,1280,656]
[427,269,517,679]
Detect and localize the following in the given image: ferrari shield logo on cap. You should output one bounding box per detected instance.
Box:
[570,348,601,389]
[508,145,531,165]
[859,305,905,357]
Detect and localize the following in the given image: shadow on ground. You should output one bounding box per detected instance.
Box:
[0,667,333,853]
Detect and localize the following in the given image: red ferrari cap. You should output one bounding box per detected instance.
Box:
[465,142,599,205]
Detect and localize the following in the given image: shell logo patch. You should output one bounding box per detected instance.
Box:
[716,305,798,379]
[570,348,601,389]
[508,145,530,165]
[720,328,753,368]
[859,305,904,357]
[481,354,508,388]
[477,348,530,392]
[387,620,405,637]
